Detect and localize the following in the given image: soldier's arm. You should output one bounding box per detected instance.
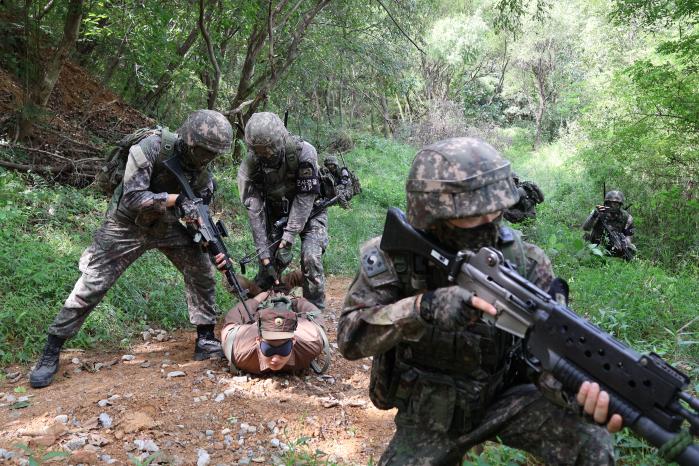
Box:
[623,213,635,236]
[282,142,319,245]
[237,153,271,259]
[581,209,598,231]
[337,240,426,360]
[120,135,170,213]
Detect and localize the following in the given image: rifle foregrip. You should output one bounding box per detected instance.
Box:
[552,357,640,423]
[553,358,699,466]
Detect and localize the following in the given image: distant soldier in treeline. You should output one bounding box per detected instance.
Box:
[582,190,636,260]
[504,172,544,223]
[322,155,361,209]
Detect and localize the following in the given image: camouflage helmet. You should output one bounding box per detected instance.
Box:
[244,112,288,158]
[406,137,519,229]
[177,109,233,154]
[604,190,625,205]
[324,155,339,167]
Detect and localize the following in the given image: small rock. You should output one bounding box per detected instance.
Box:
[4,394,16,403]
[122,354,136,361]
[221,428,231,435]
[214,393,225,403]
[270,438,280,448]
[322,399,339,408]
[17,396,29,402]
[224,388,237,398]
[266,421,276,432]
[142,332,151,342]
[7,372,22,383]
[99,413,113,428]
[65,436,87,451]
[205,430,214,437]
[213,442,224,450]
[54,414,69,424]
[71,357,81,365]
[70,449,97,464]
[155,333,167,342]
[108,394,121,401]
[167,370,186,378]
[193,397,201,403]
[224,434,233,447]
[197,448,210,466]
[88,434,110,447]
[100,454,117,464]
[140,361,151,368]
[238,458,250,465]
[97,399,111,407]
[231,376,248,384]
[361,364,370,371]
[251,457,265,463]
[134,439,159,452]
[0,448,14,460]
[29,435,57,448]
[122,411,155,433]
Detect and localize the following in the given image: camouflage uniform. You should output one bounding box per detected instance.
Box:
[238,112,328,309]
[504,173,544,223]
[322,155,357,209]
[338,138,614,465]
[31,110,233,389]
[582,190,635,258]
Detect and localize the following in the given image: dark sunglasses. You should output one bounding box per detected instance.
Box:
[260,339,293,357]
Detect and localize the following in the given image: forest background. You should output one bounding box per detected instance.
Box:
[0,0,697,463]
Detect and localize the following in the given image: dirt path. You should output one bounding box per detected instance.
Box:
[0,277,395,465]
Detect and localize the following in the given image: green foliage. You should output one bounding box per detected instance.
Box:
[14,444,69,466]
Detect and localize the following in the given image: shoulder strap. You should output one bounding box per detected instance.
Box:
[499,226,527,276]
[159,127,178,159]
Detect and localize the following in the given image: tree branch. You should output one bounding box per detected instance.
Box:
[199,0,221,109]
[375,0,425,55]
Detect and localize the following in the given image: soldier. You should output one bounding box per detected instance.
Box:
[582,190,635,259]
[30,110,233,389]
[503,172,544,223]
[237,112,328,309]
[220,290,327,375]
[337,137,621,465]
[322,155,360,209]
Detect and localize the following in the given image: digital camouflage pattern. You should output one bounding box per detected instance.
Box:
[238,112,328,308]
[48,123,223,339]
[504,173,545,224]
[178,109,233,154]
[604,190,625,204]
[582,205,635,257]
[405,137,519,229]
[338,138,613,465]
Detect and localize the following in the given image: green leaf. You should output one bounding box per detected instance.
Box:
[10,400,30,409]
[13,386,27,393]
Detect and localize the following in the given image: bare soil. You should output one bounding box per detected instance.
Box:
[0,277,395,465]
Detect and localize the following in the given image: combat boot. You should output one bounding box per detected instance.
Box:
[194,325,224,361]
[29,335,66,388]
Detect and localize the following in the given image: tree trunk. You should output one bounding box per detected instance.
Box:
[17,0,84,141]
[199,0,221,109]
[532,61,547,149]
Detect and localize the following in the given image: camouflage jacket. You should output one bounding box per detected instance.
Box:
[237,138,322,259]
[338,229,556,421]
[582,208,634,242]
[110,134,214,234]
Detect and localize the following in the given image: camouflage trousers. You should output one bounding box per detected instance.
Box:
[297,216,328,309]
[48,216,216,339]
[379,384,614,466]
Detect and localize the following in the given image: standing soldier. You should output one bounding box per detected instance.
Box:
[503,172,544,223]
[338,137,620,465]
[582,190,635,259]
[237,112,328,309]
[30,110,234,389]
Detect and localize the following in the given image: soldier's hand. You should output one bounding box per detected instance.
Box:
[175,194,200,224]
[214,253,229,271]
[577,381,623,433]
[275,244,293,270]
[419,286,497,330]
[256,261,279,290]
[595,205,608,214]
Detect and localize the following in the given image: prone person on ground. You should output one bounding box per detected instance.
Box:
[337,137,621,465]
[30,110,234,389]
[220,290,327,374]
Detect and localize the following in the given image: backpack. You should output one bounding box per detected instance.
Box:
[95,127,177,195]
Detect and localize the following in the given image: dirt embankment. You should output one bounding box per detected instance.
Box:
[0,277,395,465]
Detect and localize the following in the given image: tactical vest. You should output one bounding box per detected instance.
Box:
[251,136,304,211]
[369,226,529,433]
[111,131,211,232]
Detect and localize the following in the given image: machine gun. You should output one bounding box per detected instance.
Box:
[163,156,252,319]
[238,195,341,274]
[380,207,698,465]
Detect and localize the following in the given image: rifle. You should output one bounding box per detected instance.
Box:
[163,156,252,319]
[238,195,340,274]
[595,207,634,260]
[380,207,699,465]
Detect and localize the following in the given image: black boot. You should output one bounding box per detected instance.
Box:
[29,335,66,388]
[194,325,223,361]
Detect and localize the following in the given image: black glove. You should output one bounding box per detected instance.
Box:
[275,244,293,270]
[175,194,199,223]
[419,286,477,330]
[256,262,278,291]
